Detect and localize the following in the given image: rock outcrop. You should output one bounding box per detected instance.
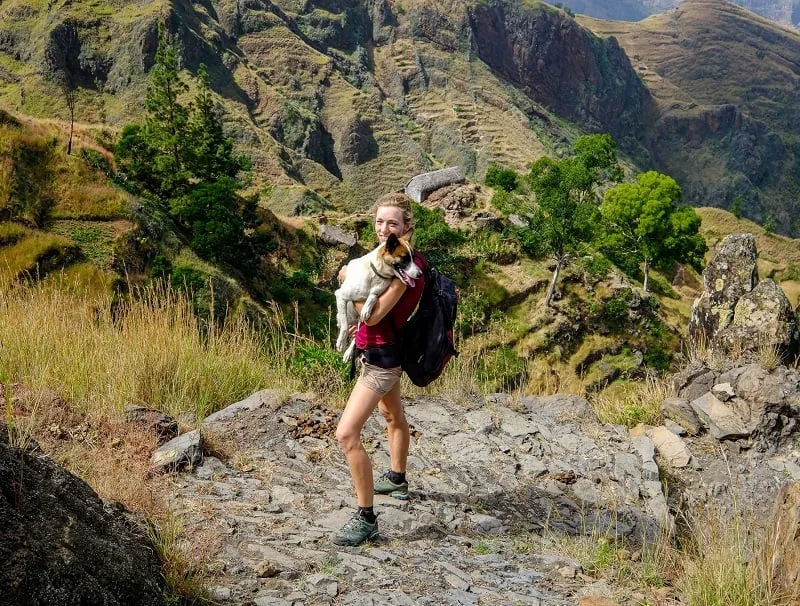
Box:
[689,233,799,363]
[0,427,165,605]
[669,361,800,451]
[767,482,800,602]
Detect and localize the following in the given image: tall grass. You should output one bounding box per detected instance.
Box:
[0,280,306,421]
[589,372,674,427]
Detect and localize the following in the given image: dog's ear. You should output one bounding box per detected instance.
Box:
[385,232,400,252]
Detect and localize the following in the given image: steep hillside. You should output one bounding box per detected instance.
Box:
[580,0,800,232]
[0,0,651,215]
[563,0,800,28]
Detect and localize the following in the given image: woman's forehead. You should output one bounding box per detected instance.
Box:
[376,206,404,222]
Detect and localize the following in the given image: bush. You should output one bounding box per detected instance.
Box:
[485,165,519,192]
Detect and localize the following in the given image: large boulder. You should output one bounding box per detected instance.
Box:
[689,233,798,363]
[715,279,800,361]
[689,233,759,347]
[0,428,165,605]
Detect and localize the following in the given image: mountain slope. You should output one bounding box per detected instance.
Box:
[562,0,800,29]
[580,0,800,232]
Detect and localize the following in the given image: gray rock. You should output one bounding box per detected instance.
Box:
[405,166,465,203]
[124,405,178,440]
[150,430,202,473]
[691,393,749,440]
[203,389,281,428]
[0,428,166,605]
[712,382,736,401]
[319,224,356,247]
[661,397,702,435]
[689,233,758,348]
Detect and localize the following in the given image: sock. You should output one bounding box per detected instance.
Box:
[358,506,376,523]
[387,470,406,485]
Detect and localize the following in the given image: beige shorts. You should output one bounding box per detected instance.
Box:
[357,361,402,396]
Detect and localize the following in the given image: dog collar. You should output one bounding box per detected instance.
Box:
[370,262,394,280]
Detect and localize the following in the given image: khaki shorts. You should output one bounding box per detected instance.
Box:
[357,361,402,396]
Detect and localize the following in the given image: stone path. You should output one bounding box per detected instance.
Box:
[163,390,674,605]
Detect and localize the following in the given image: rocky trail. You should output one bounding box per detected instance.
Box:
[154,381,798,606]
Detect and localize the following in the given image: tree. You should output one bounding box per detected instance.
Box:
[114,24,258,269]
[186,64,249,181]
[485,165,519,192]
[513,134,621,305]
[599,171,706,292]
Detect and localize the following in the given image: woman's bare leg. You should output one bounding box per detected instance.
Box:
[336,382,382,507]
[378,381,409,474]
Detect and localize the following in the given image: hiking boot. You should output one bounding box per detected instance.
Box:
[331,513,379,546]
[374,472,409,500]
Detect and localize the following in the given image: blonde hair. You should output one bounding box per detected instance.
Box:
[373,192,415,233]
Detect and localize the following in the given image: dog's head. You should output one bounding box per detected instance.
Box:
[378,233,422,287]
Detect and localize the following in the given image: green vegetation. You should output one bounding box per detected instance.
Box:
[502,134,622,305]
[484,165,519,192]
[599,171,706,292]
[115,26,257,268]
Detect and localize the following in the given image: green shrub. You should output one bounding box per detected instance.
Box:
[485,165,519,192]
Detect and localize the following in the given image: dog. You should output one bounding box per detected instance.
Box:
[335,232,422,361]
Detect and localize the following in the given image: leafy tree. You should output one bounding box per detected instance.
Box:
[511,134,621,305]
[114,23,259,270]
[731,195,743,219]
[485,165,519,192]
[599,171,706,292]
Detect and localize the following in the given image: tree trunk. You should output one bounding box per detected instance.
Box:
[643,257,650,292]
[67,115,74,155]
[545,260,561,306]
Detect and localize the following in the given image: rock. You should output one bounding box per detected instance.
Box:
[765,482,800,601]
[690,393,749,440]
[711,382,736,401]
[0,428,165,604]
[715,279,800,363]
[149,430,202,473]
[124,405,178,440]
[661,397,702,435]
[318,224,356,248]
[405,166,465,203]
[203,389,282,429]
[689,233,759,349]
[645,426,692,467]
[663,419,687,436]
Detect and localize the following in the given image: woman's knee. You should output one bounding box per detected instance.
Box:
[379,403,408,429]
[336,423,362,453]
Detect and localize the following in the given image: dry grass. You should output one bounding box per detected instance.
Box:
[589,373,674,427]
[676,503,782,606]
[0,280,306,420]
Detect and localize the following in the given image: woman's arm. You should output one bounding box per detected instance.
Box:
[353,280,407,326]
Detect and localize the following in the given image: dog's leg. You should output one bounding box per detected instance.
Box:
[360,293,378,322]
[334,289,350,353]
[342,339,356,363]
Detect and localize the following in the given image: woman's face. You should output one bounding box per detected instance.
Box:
[375,206,406,243]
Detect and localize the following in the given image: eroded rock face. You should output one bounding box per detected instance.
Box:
[0,429,165,605]
[687,233,799,363]
[689,233,759,347]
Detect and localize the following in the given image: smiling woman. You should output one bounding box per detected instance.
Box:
[331,192,428,547]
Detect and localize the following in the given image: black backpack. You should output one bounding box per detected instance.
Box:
[399,260,459,387]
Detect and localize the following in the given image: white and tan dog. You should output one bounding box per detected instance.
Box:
[335,232,422,360]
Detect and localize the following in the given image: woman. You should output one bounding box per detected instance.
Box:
[332,192,426,547]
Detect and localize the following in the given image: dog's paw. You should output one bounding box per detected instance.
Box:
[335,331,349,353]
